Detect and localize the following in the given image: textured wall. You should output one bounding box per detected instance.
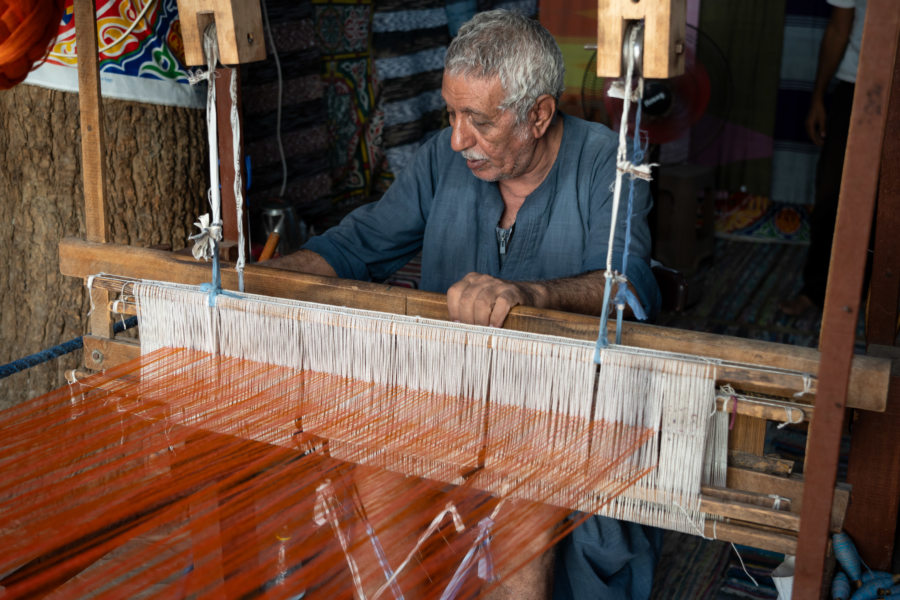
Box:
[0,84,207,408]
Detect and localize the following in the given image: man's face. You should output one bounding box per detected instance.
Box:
[442,72,536,183]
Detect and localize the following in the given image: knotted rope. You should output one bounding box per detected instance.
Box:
[595,24,652,361]
[187,24,247,303]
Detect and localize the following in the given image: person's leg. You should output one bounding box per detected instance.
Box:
[787,82,856,312]
[552,516,663,600]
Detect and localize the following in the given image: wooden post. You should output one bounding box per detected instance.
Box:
[215,66,249,257]
[73,0,108,244]
[793,0,899,595]
[866,42,900,345]
[74,0,115,340]
[176,0,263,259]
[842,35,900,570]
[596,0,686,79]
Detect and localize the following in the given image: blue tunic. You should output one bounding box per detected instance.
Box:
[305,113,661,318]
[304,113,662,598]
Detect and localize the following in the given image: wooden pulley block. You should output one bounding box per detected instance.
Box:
[177,0,266,66]
[596,0,686,79]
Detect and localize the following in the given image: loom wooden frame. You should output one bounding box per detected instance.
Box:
[58,0,900,594]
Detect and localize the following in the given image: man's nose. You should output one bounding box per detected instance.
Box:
[450,119,473,152]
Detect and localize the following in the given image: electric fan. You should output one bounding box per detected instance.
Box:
[582,24,732,163]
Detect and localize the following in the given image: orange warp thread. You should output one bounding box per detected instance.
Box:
[0,349,657,598]
[0,0,65,90]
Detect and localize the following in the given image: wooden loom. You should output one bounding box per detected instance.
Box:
[11,0,898,596]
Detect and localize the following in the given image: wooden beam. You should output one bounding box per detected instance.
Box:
[705,520,797,556]
[845,34,900,570]
[728,451,793,477]
[866,35,900,347]
[701,496,799,533]
[73,0,109,244]
[726,469,851,533]
[843,368,900,570]
[58,239,892,409]
[74,0,115,339]
[794,1,900,595]
[215,66,249,254]
[83,335,141,371]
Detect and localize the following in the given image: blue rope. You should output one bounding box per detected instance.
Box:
[0,316,138,380]
[612,97,649,344]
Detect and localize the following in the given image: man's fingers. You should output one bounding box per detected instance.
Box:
[446,273,526,327]
[455,274,485,324]
[446,282,461,321]
[472,287,497,326]
[489,294,516,328]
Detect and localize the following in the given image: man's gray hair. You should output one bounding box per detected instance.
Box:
[445,9,566,124]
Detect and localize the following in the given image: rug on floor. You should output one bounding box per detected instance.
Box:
[650,534,782,599]
[657,238,866,350]
[715,192,812,245]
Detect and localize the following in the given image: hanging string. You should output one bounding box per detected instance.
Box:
[230,66,246,292]
[187,25,225,305]
[186,25,247,296]
[595,23,650,361]
[614,96,649,344]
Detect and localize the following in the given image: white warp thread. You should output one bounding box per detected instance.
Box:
[134,281,717,533]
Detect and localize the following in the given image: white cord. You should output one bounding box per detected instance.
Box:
[230,68,246,290]
[605,25,640,275]
[260,0,288,197]
[97,0,159,54]
[731,542,760,587]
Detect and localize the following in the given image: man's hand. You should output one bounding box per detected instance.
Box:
[447,272,547,327]
[806,97,827,145]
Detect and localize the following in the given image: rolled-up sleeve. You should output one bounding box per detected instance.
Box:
[302,136,441,282]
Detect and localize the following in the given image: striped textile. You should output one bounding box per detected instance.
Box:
[371,0,537,175]
[312,0,387,212]
[241,0,332,216]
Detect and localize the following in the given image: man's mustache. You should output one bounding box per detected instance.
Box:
[461,150,488,161]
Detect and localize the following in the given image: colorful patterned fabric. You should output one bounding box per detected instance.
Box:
[715,191,812,244]
[24,0,203,108]
[312,0,386,216]
[371,0,453,174]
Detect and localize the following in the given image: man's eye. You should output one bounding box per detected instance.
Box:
[473,120,489,128]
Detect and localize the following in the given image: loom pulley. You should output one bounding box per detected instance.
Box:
[606,21,645,101]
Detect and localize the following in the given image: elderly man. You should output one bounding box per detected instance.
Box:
[274,9,662,598]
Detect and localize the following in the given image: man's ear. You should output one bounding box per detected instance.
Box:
[529,94,557,138]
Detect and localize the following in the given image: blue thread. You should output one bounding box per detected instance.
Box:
[594,274,614,363]
[613,95,649,325]
[0,317,138,380]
